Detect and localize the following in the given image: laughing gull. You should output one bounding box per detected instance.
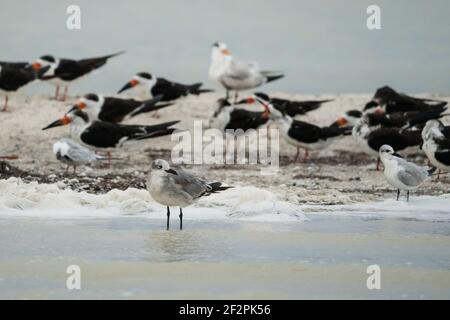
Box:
[53,138,118,174]
[147,159,232,230]
[379,145,436,201]
[31,51,125,101]
[209,42,284,102]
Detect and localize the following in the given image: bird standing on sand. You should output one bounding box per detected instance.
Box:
[0,63,49,111]
[147,159,232,230]
[379,144,436,201]
[31,51,125,101]
[421,120,450,177]
[43,109,179,162]
[118,72,211,103]
[242,95,351,162]
[209,42,284,102]
[53,138,118,174]
[70,93,173,123]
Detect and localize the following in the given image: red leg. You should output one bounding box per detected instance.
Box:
[54,85,60,100]
[303,149,309,162]
[62,85,68,101]
[293,147,300,163]
[376,157,380,171]
[2,95,8,112]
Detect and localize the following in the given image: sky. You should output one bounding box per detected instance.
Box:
[1,0,449,95]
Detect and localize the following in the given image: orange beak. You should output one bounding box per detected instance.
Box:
[60,115,72,125]
[336,117,348,126]
[32,62,42,71]
[42,115,72,130]
[77,102,87,109]
[262,107,270,119]
[221,49,231,56]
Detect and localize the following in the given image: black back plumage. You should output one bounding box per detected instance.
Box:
[151,78,211,101]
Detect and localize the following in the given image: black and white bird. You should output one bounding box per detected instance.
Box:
[117,72,211,102]
[0,63,49,111]
[421,120,450,176]
[254,92,332,117]
[70,93,173,123]
[147,159,232,230]
[352,114,422,170]
[379,144,436,201]
[246,95,351,162]
[42,109,179,155]
[209,42,284,101]
[364,86,447,114]
[53,138,118,174]
[209,98,269,133]
[31,51,125,101]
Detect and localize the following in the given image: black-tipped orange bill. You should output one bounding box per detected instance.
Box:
[118,79,139,93]
[31,62,42,71]
[42,116,72,130]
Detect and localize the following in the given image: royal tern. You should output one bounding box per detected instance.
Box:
[209,42,284,101]
[147,159,231,230]
[379,144,436,201]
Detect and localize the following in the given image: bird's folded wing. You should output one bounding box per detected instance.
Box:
[168,169,209,198]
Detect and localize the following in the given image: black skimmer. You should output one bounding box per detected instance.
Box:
[209,42,284,101]
[31,51,125,101]
[209,98,269,133]
[42,109,179,158]
[352,114,422,170]
[364,86,447,114]
[69,93,173,123]
[117,72,212,102]
[421,120,450,177]
[379,145,436,201]
[254,92,332,117]
[0,63,49,111]
[243,95,351,162]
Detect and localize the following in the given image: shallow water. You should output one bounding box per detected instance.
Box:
[0,215,449,299]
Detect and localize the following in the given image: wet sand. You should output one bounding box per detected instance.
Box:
[0,216,449,299]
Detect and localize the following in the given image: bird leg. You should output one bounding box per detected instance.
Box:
[179,208,183,231]
[61,85,69,101]
[73,165,77,176]
[396,189,400,201]
[233,91,239,104]
[65,165,70,175]
[107,151,112,168]
[166,206,170,231]
[1,95,8,112]
[54,85,60,100]
[376,157,381,171]
[293,147,300,163]
[437,170,441,181]
[225,90,230,100]
[407,191,410,202]
[303,149,309,162]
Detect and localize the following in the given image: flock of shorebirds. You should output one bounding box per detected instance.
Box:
[1,42,449,230]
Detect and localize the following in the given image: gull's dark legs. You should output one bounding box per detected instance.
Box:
[225,90,230,100]
[407,191,410,202]
[179,208,183,230]
[166,206,170,230]
[234,91,239,104]
[376,157,381,171]
[396,189,400,201]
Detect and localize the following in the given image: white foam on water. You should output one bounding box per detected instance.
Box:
[0,178,307,222]
[305,195,450,222]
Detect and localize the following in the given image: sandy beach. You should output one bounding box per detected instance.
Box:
[1,92,450,300]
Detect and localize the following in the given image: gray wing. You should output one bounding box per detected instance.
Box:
[225,59,257,80]
[396,159,428,186]
[168,168,210,199]
[66,141,98,162]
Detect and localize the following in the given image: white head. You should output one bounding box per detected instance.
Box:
[379,144,395,159]
[151,159,171,173]
[211,42,232,61]
[31,55,59,76]
[118,72,157,94]
[332,110,363,127]
[75,93,105,118]
[422,119,445,141]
